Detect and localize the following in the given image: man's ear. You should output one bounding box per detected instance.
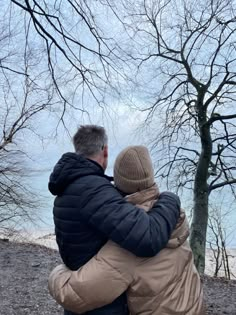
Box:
[103,145,108,158]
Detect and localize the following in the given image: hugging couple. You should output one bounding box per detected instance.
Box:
[48,125,205,315]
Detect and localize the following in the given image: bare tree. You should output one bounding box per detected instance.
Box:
[4,0,236,273]
[0,1,121,228]
[0,7,59,229]
[0,80,52,227]
[10,0,123,116]
[208,205,233,279]
[102,0,236,272]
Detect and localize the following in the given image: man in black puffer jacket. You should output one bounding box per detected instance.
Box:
[48,125,180,315]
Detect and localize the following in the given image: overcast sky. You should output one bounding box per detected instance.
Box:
[1,1,235,247]
[17,106,236,248]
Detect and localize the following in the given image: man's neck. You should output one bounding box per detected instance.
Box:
[87,155,104,170]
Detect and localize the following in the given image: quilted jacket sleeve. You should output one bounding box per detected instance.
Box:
[77,176,180,257]
[48,243,133,314]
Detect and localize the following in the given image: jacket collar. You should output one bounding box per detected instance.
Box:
[125,184,159,208]
[48,152,111,196]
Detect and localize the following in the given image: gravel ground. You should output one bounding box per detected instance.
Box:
[0,239,236,315]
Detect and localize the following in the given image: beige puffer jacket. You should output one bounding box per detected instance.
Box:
[49,185,204,315]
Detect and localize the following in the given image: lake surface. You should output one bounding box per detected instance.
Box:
[19,170,236,248]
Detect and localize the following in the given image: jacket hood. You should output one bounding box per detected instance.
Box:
[126,185,189,248]
[48,152,111,196]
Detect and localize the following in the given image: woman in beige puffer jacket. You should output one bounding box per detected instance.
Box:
[49,146,204,315]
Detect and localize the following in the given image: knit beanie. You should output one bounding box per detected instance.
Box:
[114,145,155,194]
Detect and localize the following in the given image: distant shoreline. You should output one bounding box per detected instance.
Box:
[1,228,235,280]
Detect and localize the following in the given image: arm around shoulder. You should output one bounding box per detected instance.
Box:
[81,179,180,257]
[48,250,132,314]
[146,192,181,254]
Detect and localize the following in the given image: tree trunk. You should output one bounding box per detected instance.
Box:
[190,179,209,273]
[190,103,212,274]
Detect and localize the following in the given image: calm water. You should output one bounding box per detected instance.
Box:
[23,171,236,248]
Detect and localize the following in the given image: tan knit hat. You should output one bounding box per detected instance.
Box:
[114,145,155,194]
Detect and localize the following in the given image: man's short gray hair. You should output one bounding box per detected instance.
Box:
[73,125,108,157]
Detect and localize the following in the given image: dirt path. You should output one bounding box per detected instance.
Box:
[0,240,236,315]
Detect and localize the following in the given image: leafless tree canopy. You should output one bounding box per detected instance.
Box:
[10,0,124,114]
[0,6,52,227]
[105,0,236,194]
[0,1,121,228]
[0,0,235,271]
[97,0,236,272]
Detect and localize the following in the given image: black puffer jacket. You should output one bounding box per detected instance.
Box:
[48,152,180,315]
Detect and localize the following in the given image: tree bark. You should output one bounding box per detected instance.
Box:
[190,178,209,273]
[190,101,212,273]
